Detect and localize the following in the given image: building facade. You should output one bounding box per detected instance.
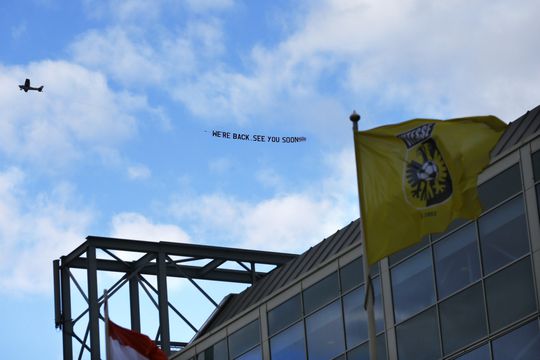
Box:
[172,106,540,360]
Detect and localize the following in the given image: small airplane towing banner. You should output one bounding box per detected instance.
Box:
[208,130,307,143]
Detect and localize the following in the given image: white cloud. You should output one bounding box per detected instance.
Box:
[183,0,235,14]
[71,27,179,86]
[69,20,223,88]
[239,194,340,251]
[173,0,540,124]
[169,148,357,253]
[0,168,93,295]
[110,212,191,243]
[107,213,191,269]
[83,0,163,23]
[71,0,540,126]
[0,61,147,169]
[111,0,162,22]
[127,164,151,180]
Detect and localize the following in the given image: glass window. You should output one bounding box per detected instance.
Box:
[389,236,430,266]
[391,248,435,323]
[396,307,440,360]
[373,277,384,334]
[478,164,522,210]
[343,287,367,348]
[234,346,261,360]
[479,195,529,274]
[269,322,306,360]
[439,283,487,355]
[347,334,387,360]
[305,300,346,360]
[199,339,228,360]
[431,218,468,241]
[434,223,480,299]
[454,343,490,360]
[370,262,380,277]
[492,320,540,360]
[268,294,302,336]
[485,258,537,331]
[228,320,260,359]
[532,150,540,181]
[341,258,364,293]
[303,272,340,314]
[537,184,540,219]
[343,276,385,349]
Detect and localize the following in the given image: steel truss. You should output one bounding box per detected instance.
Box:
[53,236,297,359]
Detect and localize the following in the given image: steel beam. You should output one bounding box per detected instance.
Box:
[198,259,226,276]
[129,276,141,332]
[53,260,61,328]
[56,236,298,357]
[86,236,297,264]
[167,255,218,307]
[68,258,268,283]
[157,252,170,354]
[62,241,89,267]
[60,258,73,360]
[86,246,100,360]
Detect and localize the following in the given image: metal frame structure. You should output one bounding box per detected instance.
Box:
[53,236,297,360]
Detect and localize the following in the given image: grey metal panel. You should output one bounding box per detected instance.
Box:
[492,116,522,156]
[233,271,274,312]
[194,294,236,339]
[271,246,313,291]
[493,105,540,157]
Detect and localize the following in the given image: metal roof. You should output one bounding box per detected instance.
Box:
[190,104,540,342]
[492,104,540,157]
[193,219,361,339]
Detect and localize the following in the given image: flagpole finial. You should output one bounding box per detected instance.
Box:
[350,110,360,123]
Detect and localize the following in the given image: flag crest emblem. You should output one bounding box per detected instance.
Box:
[398,124,453,208]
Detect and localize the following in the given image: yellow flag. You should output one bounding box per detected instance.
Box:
[354,116,507,265]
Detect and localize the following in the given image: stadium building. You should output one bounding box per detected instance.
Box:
[171,105,540,360]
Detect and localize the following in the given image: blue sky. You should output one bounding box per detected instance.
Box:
[1,0,539,358]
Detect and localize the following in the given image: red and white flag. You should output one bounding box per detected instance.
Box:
[107,320,168,360]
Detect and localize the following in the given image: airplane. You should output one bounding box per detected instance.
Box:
[19,78,44,92]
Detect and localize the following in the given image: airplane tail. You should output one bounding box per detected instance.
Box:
[38,86,44,92]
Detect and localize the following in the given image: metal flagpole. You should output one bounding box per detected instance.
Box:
[350,111,378,360]
[104,289,111,360]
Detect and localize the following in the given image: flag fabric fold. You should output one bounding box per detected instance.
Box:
[107,320,168,360]
[354,115,506,265]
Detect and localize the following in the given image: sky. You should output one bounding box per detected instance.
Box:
[0,0,539,358]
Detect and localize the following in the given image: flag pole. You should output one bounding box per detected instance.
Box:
[350,111,378,360]
[104,289,111,360]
